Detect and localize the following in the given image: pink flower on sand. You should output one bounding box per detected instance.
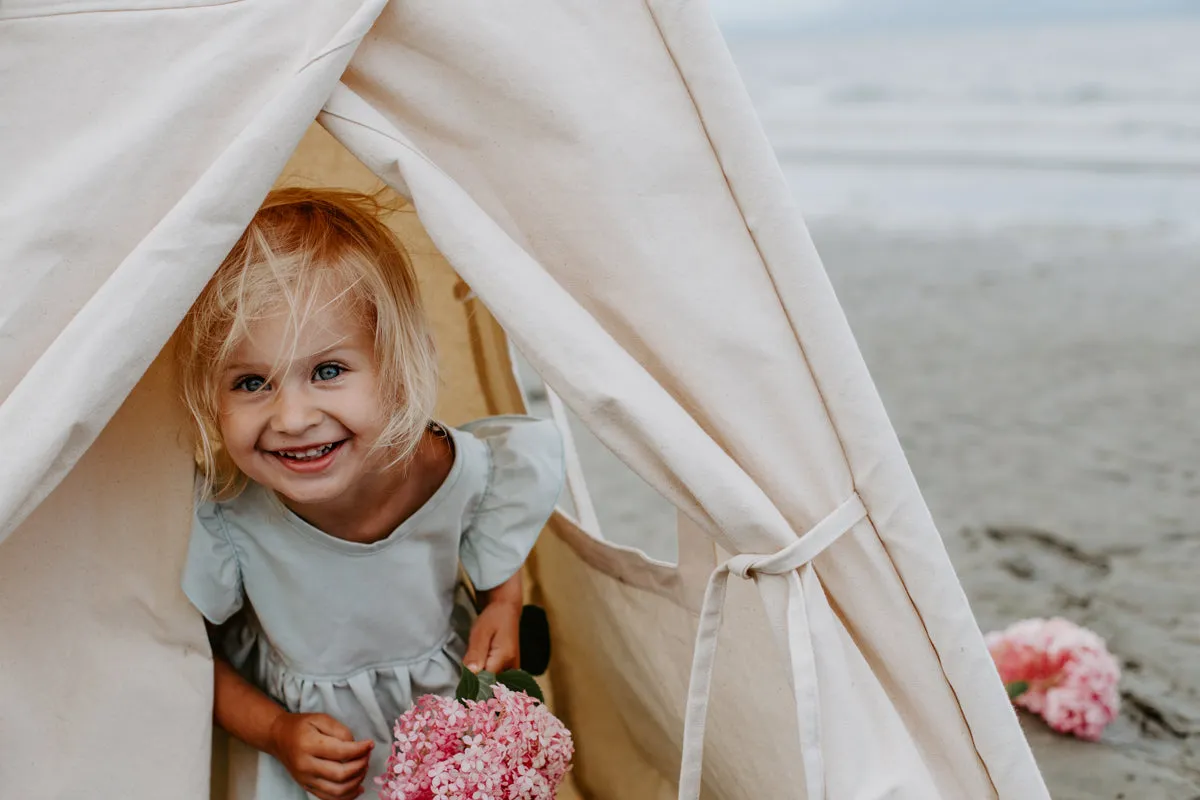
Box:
[986,617,1121,741]
[377,685,573,800]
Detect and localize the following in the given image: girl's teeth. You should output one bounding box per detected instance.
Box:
[278,443,335,460]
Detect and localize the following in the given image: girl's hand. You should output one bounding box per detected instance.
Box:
[268,712,374,800]
[464,572,524,673]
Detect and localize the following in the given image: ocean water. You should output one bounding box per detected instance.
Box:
[725,16,1200,234]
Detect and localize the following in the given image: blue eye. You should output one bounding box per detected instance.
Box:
[314,363,344,382]
[234,375,268,393]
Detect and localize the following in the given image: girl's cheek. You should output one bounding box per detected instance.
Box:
[217,407,254,446]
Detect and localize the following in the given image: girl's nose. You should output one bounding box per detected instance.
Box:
[269,387,322,435]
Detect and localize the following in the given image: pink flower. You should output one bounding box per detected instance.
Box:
[377,685,574,800]
[986,617,1121,741]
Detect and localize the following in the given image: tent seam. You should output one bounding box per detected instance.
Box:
[0,0,245,22]
[638,2,1001,793]
[302,39,360,71]
[320,110,466,185]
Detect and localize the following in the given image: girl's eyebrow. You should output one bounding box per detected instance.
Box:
[223,345,354,375]
[309,345,352,360]
[223,362,266,374]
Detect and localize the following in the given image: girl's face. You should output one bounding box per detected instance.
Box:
[216,297,389,508]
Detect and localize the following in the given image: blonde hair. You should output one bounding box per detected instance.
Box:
[177,187,438,499]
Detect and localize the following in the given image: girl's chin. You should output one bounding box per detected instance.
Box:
[252,463,357,504]
[271,479,354,509]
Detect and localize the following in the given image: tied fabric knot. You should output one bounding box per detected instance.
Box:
[677,492,869,800]
[724,553,760,579]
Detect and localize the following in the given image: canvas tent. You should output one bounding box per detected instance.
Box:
[0,2,1049,798]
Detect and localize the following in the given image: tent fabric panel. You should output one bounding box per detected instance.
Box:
[644,3,1046,796]
[0,351,210,800]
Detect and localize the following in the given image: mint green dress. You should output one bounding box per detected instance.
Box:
[182,416,564,799]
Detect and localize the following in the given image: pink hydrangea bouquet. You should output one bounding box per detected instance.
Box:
[377,668,574,800]
[985,617,1121,741]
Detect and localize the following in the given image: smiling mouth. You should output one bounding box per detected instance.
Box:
[270,440,347,462]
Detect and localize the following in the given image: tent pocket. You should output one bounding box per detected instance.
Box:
[546,512,707,611]
[535,382,716,613]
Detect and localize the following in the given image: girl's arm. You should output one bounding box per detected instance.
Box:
[207,624,374,800]
[211,655,284,753]
[463,571,524,673]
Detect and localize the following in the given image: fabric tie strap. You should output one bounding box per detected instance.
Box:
[677,492,869,800]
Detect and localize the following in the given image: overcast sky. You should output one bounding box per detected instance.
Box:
[708,0,1197,30]
[707,0,827,27]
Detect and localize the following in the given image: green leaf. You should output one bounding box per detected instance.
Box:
[455,664,480,704]
[1006,680,1030,700]
[497,669,546,703]
[456,665,506,702]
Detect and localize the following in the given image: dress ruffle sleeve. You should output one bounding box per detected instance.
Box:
[457,416,565,591]
[182,496,245,625]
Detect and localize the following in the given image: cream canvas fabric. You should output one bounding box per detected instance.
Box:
[0,2,1047,799]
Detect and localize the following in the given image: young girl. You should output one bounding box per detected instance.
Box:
[177,188,564,800]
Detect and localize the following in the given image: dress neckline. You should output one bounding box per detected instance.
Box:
[268,423,466,555]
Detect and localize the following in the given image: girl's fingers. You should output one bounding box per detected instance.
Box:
[309,714,355,742]
[309,734,374,763]
[464,623,495,673]
[304,774,364,800]
[309,753,371,783]
[484,632,517,673]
